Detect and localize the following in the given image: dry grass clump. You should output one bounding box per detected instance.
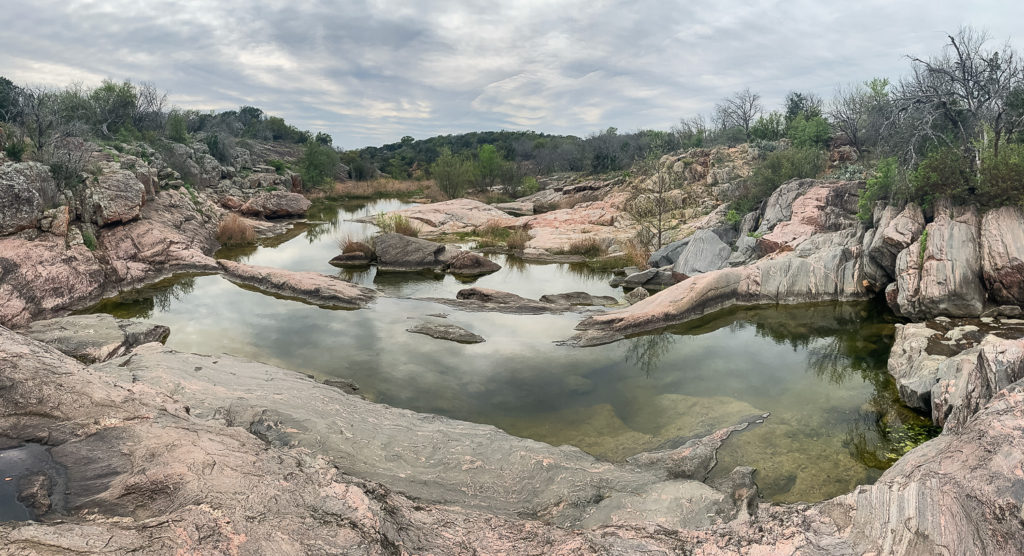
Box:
[309,178,443,201]
[506,227,530,250]
[622,239,651,269]
[217,213,256,245]
[563,236,608,258]
[375,213,420,237]
[475,220,511,241]
[337,235,375,257]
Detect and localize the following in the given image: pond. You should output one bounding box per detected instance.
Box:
[86,198,932,503]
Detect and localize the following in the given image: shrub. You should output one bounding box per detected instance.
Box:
[298,141,340,190]
[431,148,474,199]
[787,114,831,149]
[521,176,540,196]
[506,227,529,250]
[166,110,188,143]
[3,135,26,161]
[623,238,650,269]
[909,147,973,207]
[732,147,826,213]
[375,213,419,237]
[81,229,97,251]
[217,213,256,245]
[724,209,742,225]
[562,236,607,258]
[267,159,288,175]
[977,142,1024,208]
[858,157,897,221]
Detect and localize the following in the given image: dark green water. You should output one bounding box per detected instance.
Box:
[86,199,931,503]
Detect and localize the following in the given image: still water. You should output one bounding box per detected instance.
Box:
[87,199,931,503]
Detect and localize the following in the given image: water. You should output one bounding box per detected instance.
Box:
[86,198,931,503]
[0,444,53,521]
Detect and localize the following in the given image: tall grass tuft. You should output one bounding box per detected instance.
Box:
[563,236,607,258]
[218,213,256,245]
[506,227,530,250]
[375,212,419,237]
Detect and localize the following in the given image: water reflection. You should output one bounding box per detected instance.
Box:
[84,199,932,504]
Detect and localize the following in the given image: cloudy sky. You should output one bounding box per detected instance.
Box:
[2,1,1021,149]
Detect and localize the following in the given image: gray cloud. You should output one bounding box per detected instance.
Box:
[2,0,1021,148]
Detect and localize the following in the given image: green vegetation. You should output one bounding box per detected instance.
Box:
[858,157,897,221]
[81,229,97,251]
[374,213,418,237]
[298,141,340,190]
[166,110,188,143]
[919,229,928,263]
[430,148,475,198]
[732,147,827,214]
[267,159,288,174]
[558,237,607,258]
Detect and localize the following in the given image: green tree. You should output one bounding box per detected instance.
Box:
[431,148,474,198]
[858,157,898,221]
[787,114,831,149]
[298,141,340,190]
[166,110,188,143]
[475,144,506,189]
[750,112,785,141]
[0,76,18,122]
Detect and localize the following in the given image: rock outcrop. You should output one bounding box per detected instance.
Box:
[579,180,870,335]
[376,198,511,235]
[671,229,730,276]
[887,202,986,319]
[423,287,569,314]
[372,233,501,277]
[981,205,1024,305]
[85,164,146,226]
[239,190,311,218]
[888,319,1024,431]
[539,292,618,306]
[0,162,48,235]
[218,260,376,309]
[22,314,169,363]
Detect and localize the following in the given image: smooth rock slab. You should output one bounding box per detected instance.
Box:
[539,292,618,306]
[22,314,169,364]
[407,323,485,344]
[217,259,376,309]
[239,191,311,218]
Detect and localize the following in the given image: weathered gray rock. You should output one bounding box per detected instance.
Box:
[648,237,690,268]
[373,233,460,271]
[624,287,650,305]
[981,205,1024,305]
[491,201,534,216]
[580,182,870,335]
[866,202,924,280]
[86,164,146,226]
[407,322,485,344]
[0,162,47,235]
[755,178,818,234]
[728,235,758,266]
[539,292,618,306]
[671,229,731,276]
[888,203,986,319]
[22,313,169,363]
[328,252,372,267]
[239,191,311,218]
[446,251,502,277]
[218,259,376,309]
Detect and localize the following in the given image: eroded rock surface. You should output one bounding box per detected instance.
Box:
[0,162,48,235]
[981,205,1024,305]
[22,313,169,363]
[239,190,312,218]
[218,259,376,309]
[407,322,485,344]
[85,163,146,226]
[380,198,511,235]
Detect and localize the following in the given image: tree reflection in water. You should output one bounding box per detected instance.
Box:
[623,333,677,377]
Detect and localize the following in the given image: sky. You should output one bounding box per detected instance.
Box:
[1,1,1022,149]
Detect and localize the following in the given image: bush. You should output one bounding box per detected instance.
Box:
[217,213,256,245]
[561,236,607,258]
[858,157,897,221]
[267,159,288,175]
[732,147,826,213]
[724,209,742,225]
[3,138,25,161]
[977,142,1024,208]
[298,141,340,190]
[909,147,973,207]
[623,238,651,269]
[506,228,529,250]
[166,110,188,143]
[375,213,418,237]
[521,176,540,195]
[787,114,831,149]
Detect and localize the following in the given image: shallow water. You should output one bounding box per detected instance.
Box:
[86,199,931,503]
[0,444,53,522]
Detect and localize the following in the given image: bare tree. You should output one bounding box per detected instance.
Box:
[672,115,709,147]
[715,88,763,136]
[624,156,691,250]
[891,27,1024,166]
[829,79,892,153]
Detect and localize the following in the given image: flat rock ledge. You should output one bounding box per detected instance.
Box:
[421,287,573,315]
[21,313,169,364]
[3,323,1024,554]
[406,322,485,344]
[217,259,377,309]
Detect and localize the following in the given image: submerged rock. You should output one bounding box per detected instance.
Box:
[407,322,485,344]
[539,292,618,306]
[422,287,567,315]
[22,314,169,364]
[218,259,376,309]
